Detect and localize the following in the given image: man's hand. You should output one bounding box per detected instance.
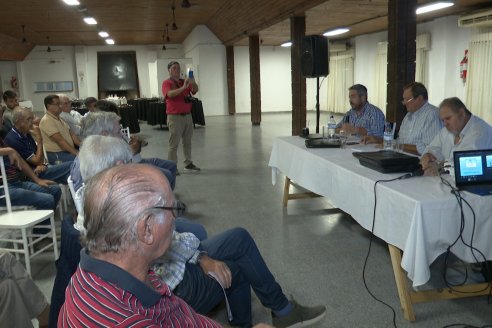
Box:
[30,125,43,143]
[34,165,47,175]
[199,255,232,288]
[420,153,439,176]
[340,123,358,135]
[129,136,142,155]
[4,148,22,170]
[362,136,382,145]
[35,178,56,188]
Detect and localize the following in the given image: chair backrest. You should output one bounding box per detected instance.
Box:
[0,156,12,213]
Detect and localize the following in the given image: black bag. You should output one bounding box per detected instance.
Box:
[184,95,199,103]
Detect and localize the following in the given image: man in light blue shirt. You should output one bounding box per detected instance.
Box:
[421,97,492,175]
[336,84,385,137]
[398,82,443,155]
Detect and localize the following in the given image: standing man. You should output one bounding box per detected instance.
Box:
[39,95,81,164]
[336,84,385,137]
[5,107,72,184]
[162,61,200,172]
[421,97,492,175]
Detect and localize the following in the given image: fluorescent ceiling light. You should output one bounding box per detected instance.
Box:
[416,1,454,15]
[62,0,80,5]
[98,31,109,38]
[105,38,115,45]
[84,17,97,25]
[280,41,292,47]
[323,28,350,37]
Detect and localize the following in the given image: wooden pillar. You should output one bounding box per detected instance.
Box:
[290,16,306,136]
[226,45,236,115]
[249,34,261,125]
[386,0,417,127]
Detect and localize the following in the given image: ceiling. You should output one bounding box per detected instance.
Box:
[0,0,491,60]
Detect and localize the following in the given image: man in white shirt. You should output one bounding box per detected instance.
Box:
[421,97,492,175]
[58,94,82,136]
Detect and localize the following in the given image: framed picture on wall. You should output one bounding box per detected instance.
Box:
[98,51,139,93]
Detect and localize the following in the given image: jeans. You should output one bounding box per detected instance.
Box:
[46,151,76,165]
[175,217,207,241]
[140,157,177,189]
[173,228,288,327]
[38,161,72,185]
[0,180,61,210]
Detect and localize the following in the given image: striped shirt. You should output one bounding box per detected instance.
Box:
[398,102,443,155]
[336,102,385,137]
[58,249,222,327]
[0,139,20,182]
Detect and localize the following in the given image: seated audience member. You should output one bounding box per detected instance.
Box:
[58,94,82,136]
[70,111,176,191]
[0,112,60,210]
[0,251,50,328]
[83,97,98,113]
[5,107,71,184]
[2,90,19,134]
[421,97,492,175]
[95,99,118,113]
[336,84,385,137]
[79,139,324,326]
[39,95,81,164]
[363,82,442,155]
[58,164,274,328]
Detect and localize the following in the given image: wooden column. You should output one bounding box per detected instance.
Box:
[290,16,306,136]
[249,34,261,125]
[386,0,417,127]
[226,45,236,115]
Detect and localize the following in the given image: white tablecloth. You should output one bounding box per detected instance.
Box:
[268,136,492,287]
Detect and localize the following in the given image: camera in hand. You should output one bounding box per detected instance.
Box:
[184,95,199,103]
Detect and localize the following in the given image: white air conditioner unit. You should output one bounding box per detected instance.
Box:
[458,9,492,28]
[329,42,350,53]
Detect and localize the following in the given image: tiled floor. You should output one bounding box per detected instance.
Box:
[31,112,491,327]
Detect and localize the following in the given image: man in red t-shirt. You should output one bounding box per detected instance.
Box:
[162,61,200,172]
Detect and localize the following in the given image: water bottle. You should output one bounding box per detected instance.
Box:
[328,115,336,138]
[383,122,393,150]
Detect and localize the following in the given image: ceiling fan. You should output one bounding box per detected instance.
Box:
[181,0,198,8]
[171,5,178,30]
[39,36,62,52]
[21,25,27,43]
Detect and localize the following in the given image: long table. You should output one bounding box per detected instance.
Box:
[268,136,492,321]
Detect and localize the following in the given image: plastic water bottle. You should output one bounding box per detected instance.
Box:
[328,115,336,138]
[383,122,393,150]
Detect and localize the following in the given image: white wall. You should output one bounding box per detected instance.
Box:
[0,61,18,96]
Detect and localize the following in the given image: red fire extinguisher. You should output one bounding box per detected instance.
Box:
[460,50,468,83]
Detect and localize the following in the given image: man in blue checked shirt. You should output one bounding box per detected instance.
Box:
[336,84,385,137]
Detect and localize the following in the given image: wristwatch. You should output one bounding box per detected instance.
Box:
[196,251,208,264]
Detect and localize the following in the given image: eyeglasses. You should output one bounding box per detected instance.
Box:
[401,97,414,104]
[152,200,186,218]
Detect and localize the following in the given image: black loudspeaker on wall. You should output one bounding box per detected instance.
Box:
[301,35,329,78]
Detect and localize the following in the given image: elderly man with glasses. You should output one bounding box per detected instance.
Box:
[364,82,442,155]
[39,94,81,164]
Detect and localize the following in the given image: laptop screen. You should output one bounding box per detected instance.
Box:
[453,149,492,186]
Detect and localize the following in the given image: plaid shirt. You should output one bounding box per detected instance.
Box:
[152,231,201,289]
[337,102,385,137]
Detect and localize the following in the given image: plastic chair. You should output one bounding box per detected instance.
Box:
[0,156,59,275]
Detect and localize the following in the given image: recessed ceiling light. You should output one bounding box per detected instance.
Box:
[84,17,97,25]
[105,38,115,45]
[98,31,109,38]
[416,1,454,15]
[280,41,292,47]
[323,28,350,37]
[62,0,80,5]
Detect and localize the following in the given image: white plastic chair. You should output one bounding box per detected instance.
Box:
[0,156,59,275]
[41,144,69,219]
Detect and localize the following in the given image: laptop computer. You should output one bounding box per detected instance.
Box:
[453,149,492,196]
[305,137,341,148]
[352,150,420,173]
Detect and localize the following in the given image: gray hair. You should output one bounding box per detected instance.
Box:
[349,84,368,98]
[439,97,472,116]
[82,164,167,254]
[79,135,132,182]
[12,106,31,124]
[80,111,121,138]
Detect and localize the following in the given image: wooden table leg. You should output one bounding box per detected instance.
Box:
[388,244,416,321]
[283,177,291,207]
